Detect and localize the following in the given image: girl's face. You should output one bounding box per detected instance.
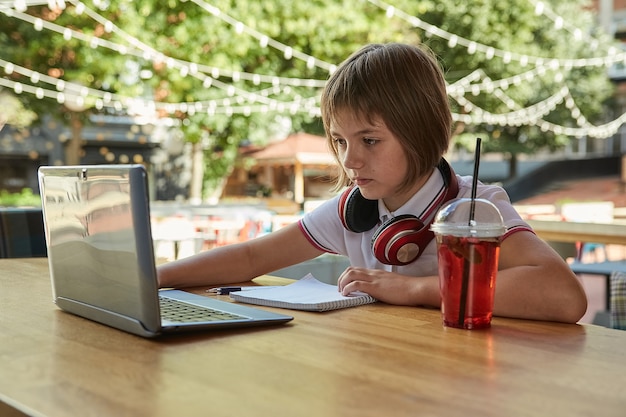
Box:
[330,111,428,212]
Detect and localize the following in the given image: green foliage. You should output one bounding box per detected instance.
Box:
[0,0,621,188]
[406,0,618,161]
[0,188,41,207]
[0,91,37,128]
[94,0,415,195]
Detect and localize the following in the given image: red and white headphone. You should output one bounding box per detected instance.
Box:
[338,158,459,266]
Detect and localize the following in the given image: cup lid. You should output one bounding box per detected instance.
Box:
[430,198,505,238]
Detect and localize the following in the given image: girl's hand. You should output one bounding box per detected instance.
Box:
[336,267,440,306]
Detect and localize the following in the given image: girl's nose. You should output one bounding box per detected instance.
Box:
[341,146,362,169]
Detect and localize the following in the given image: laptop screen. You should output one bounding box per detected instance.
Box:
[38,165,160,330]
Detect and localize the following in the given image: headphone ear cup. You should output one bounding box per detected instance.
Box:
[371,215,427,265]
[338,186,379,233]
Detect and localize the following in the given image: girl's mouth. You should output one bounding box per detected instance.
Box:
[353,178,371,186]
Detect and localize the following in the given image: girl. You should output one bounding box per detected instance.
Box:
[158,43,587,323]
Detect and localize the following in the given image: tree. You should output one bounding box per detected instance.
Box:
[0,0,620,194]
[0,90,37,130]
[105,0,417,198]
[398,0,617,179]
[0,2,145,164]
[1,0,407,198]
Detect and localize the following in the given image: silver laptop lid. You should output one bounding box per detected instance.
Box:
[38,164,161,334]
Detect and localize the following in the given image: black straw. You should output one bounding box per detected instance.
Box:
[458,137,482,327]
[469,138,481,224]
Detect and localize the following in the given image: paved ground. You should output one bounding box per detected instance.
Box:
[514,175,626,208]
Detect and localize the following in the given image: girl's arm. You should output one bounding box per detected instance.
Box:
[337,230,587,323]
[157,222,324,288]
[491,230,587,323]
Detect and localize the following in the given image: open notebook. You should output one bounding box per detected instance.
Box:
[229,274,377,311]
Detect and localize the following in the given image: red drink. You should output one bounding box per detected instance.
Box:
[436,234,501,329]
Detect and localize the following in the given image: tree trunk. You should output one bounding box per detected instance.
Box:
[65,112,82,165]
[189,141,204,204]
[508,153,518,180]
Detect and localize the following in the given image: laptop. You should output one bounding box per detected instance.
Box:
[37,164,293,337]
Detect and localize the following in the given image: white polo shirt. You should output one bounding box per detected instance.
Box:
[298,168,532,277]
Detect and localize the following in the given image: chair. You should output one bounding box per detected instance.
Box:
[0,207,47,258]
[610,271,626,330]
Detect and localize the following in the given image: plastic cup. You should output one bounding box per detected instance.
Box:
[430,198,505,329]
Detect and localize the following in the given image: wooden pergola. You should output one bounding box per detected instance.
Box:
[226,133,338,204]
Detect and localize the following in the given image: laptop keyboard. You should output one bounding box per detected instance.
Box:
[159,296,247,323]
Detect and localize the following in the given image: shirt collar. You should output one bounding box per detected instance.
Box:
[377,168,445,222]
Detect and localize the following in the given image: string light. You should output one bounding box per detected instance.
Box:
[62,1,328,88]
[367,0,620,69]
[189,0,337,73]
[1,0,626,139]
[0,1,328,118]
[528,0,593,44]
[0,5,322,112]
[0,58,320,116]
[451,87,569,127]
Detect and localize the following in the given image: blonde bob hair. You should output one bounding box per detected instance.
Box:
[321,43,452,192]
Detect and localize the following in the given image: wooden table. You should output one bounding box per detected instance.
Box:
[1,258,626,417]
[527,219,626,245]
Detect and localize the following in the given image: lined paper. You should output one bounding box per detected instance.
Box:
[229,273,377,312]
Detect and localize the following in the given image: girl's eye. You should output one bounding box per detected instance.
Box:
[363,138,378,146]
[333,138,346,147]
